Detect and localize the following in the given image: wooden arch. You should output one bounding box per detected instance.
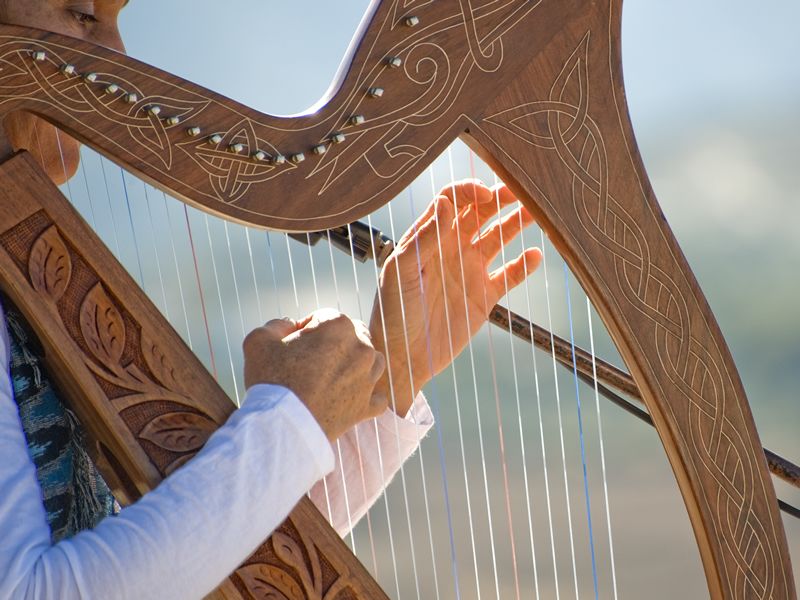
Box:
[0,0,793,598]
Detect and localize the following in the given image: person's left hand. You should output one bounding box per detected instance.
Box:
[369,179,543,416]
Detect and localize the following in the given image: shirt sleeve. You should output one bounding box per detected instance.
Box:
[0,298,335,600]
[309,392,434,536]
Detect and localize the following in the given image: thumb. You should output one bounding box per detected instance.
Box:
[260,317,301,341]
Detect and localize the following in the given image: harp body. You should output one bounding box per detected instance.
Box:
[0,1,793,598]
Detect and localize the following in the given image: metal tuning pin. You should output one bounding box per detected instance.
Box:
[271,154,287,165]
[32,50,47,62]
[146,105,162,117]
[186,126,202,137]
[312,144,327,156]
[252,150,268,161]
[290,153,306,164]
[404,16,420,27]
[228,143,245,154]
[164,116,181,126]
[208,134,224,145]
[367,87,384,98]
[386,56,402,68]
[124,92,139,104]
[104,84,119,95]
[330,132,346,144]
[83,73,98,83]
[60,64,76,76]
[348,114,366,126]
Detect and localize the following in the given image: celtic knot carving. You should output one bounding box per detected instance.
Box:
[484,32,778,598]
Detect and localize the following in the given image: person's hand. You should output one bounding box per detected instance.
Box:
[369,179,542,416]
[243,309,387,442]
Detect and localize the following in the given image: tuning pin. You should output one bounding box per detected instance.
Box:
[367,87,384,98]
[60,64,76,76]
[164,116,181,126]
[209,134,223,145]
[271,154,287,165]
[146,105,162,117]
[186,126,202,137]
[83,73,98,83]
[330,132,346,144]
[124,92,139,104]
[348,114,366,126]
[386,56,402,68]
[32,51,47,62]
[229,143,245,154]
[290,153,306,164]
[252,150,268,161]
[104,84,120,95]
[404,16,420,27]
[312,144,327,156]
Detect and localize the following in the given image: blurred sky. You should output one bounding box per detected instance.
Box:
[109,1,799,597]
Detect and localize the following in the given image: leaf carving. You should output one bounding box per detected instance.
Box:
[163,453,194,476]
[28,225,72,303]
[141,330,184,393]
[272,531,320,597]
[236,563,306,600]
[139,411,216,453]
[80,283,125,366]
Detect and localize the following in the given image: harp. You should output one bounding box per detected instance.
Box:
[0,0,795,598]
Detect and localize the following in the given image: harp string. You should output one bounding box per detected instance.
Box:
[385,200,443,600]
[405,184,464,599]
[586,299,619,599]
[365,213,411,599]
[286,234,336,526]
[182,205,219,379]
[563,266,600,598]
[427,166,483,599]
[160,190,194,350]
[540,234,580,597]
[490,171,542,599]
[334,226,383,579]
[201,213,241,404]
[517,200,559,599]
[444,150,503,599]
[463,152,522,600]
[58,136,636,597]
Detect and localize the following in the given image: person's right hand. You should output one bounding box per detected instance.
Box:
[243,308,387,442]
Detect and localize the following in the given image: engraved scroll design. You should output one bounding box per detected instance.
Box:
[484,34,777,598]
[0,43,210,170]
[0,0,541,215]
[26,223,219,475]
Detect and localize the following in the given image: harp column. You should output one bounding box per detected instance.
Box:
[463,1,795,598]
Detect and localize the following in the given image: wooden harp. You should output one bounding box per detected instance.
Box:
[0,0,794,598]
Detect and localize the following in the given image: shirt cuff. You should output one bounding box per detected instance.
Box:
[376,391,434,443]
[243,384,336,476]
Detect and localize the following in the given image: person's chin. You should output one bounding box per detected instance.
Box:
[4,112,80,184]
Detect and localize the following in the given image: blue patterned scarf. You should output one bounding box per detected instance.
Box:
[5,304,117,542]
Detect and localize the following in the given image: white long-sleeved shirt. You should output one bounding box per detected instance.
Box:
[0,303,433,599]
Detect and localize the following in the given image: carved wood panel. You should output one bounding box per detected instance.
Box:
[0,152,387,599]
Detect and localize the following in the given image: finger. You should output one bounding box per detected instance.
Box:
[369,389,389,416]
[260,317,301,340]
[397,193,439,248]
[370,351,386,383]
[396,195,453,272]
[488,247,543,304]
[475,205,535,263]
[452,182,497,239]
[352,318,374,347]
[462,183,520,239]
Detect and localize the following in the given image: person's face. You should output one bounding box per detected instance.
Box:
[0,0,126,184]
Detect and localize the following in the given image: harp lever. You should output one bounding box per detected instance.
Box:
[289,222,395,266]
